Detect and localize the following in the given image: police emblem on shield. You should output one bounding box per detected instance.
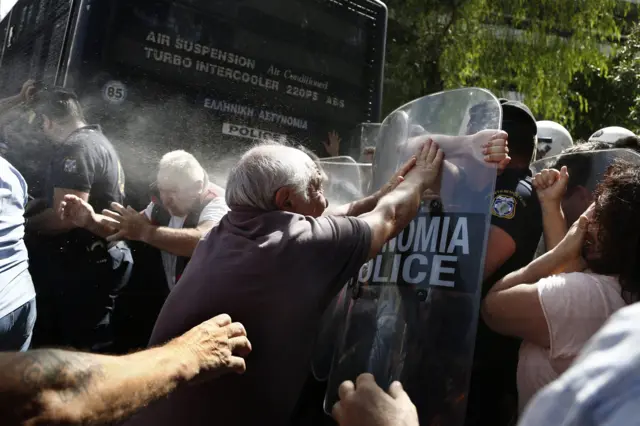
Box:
[492,195,515,219]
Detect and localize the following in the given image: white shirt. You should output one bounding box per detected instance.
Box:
[144,197,229,290]
[517,272,625,412]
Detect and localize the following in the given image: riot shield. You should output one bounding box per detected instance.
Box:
[323,88,502,426]
[348,123,381,161]
[311,156,371,381]
[317,156,371,207]
[530,148,640,256]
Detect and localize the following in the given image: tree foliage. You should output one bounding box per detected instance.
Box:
[568,22,640,139]
[615,22,640,133]
[383,0,628,129]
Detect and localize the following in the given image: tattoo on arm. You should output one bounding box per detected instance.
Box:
[5,350,107,424]
[19,350,105,398]
[3,347,189,425]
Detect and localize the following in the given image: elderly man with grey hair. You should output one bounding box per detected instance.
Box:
[124,139,451,426]
[64,150,228,291]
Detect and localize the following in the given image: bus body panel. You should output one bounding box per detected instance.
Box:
[0,0,387,207]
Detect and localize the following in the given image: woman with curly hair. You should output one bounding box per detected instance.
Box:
[481,160,640,414]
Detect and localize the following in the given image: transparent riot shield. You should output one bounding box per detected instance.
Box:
[530,148,640,256]
[311,156,371,381]
[348,123,382,161]
[317,156,372,206]
[323,88,502,426]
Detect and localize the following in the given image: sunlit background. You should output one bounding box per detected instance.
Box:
[0,0,17,20]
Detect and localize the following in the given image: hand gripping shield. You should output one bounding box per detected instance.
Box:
[322,88,503,426]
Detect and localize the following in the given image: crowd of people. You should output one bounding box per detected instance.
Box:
[0,78,639,426]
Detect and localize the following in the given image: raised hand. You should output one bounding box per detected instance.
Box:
[404,138,444,192]
[324,130,342,157]
[60,194,96,228]
[172,314,252,379]
[555,202,594,262]
[101,202,152,242]
[533,166,569,205]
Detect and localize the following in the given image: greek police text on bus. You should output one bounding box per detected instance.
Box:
[22,87,133,353]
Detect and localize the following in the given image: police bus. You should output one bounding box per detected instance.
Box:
[0,0,387,206]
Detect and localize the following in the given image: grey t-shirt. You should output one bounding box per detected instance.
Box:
[126,208,371,426]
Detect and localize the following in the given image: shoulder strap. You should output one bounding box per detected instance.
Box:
[183,189,220,228]
[150,201,171,227]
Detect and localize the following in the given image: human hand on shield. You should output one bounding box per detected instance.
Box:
[403,138,444,193]
[474,130,510,171]
[404,130,509,171]
[533,166,569,206]
[332,373,419,426]
[101,202,153,242]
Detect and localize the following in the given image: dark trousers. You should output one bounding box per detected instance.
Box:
[0,298,37,352]
[29,239,133,353]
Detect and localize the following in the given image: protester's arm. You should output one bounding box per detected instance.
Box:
[482,214,589,347]
[139,221,215,257]
[327,132,508,218]
[103,199,228,257]
[359,140,442,259]
[533,167,570,251]
[481,248,560,348]
[325,159,416,217]
[0,314,250,426]
[28,189,115,238]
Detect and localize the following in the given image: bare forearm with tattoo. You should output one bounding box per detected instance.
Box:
[0,345,197,425]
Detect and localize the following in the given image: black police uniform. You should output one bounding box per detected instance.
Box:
[465,167,543,426]
[29,125,133,353]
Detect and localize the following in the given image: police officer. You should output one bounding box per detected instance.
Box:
[465,100,543,426]
[22,86,132,353]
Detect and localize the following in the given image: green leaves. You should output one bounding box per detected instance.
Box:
[569,22,639,138]
[383,0,632,135]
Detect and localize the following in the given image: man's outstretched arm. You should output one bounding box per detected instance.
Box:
[0,314,251,426]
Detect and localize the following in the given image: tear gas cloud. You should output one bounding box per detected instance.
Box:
[1,82,368,209]
[2,86,252,209]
